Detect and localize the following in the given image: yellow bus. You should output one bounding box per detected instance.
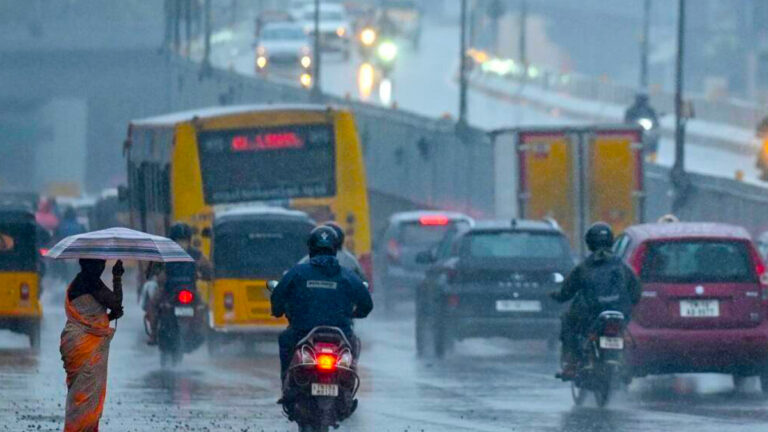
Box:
[123,104,372,342]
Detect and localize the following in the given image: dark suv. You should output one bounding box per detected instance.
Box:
[375,211,473,310]
[415,219,574,357]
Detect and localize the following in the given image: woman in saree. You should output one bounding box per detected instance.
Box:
[60,259,124,432]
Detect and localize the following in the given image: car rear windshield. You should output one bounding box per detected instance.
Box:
[213,221,313,279]
[641,240,757,283]
[398,221,466,247]
[462,230,570,260]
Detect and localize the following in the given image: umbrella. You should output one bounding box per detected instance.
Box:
[45,227,193,262]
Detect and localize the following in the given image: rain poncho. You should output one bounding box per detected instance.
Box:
[60,286,114,431]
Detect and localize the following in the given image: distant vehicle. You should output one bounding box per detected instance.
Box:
[376,211,473,310]
[616,222,768,393]
[254,9,294,38]
[206,207,315,353]
[378,0,422,49]
[255,22,313,76]
[300,3,352,59]
[415,219,574,357]
[0,207,43,350]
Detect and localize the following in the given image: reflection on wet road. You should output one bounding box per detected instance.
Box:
[0,281,766,431]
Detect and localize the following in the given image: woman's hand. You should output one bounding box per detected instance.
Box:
[112,260,125,278]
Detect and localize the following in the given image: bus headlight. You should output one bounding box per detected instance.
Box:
[360,27,376,46]
[300,72,312,88]
[377,41,398,63]
[300,55,312,69]
[257,55,268,70]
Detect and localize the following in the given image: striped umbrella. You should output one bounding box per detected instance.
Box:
[45,227,193,262]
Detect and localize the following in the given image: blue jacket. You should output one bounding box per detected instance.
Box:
[271,255,373,333]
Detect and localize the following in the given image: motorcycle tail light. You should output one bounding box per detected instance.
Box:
[178,289,194,304]
[223,292,234,310]
[316,353,337,372]
[20,283,30,301]
[602,319,623,337]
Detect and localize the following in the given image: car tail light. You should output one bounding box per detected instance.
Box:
[358,252,374,291]
[178,289,194,304]
[447,294,460,308]
[602,319,623,337]
[39,248,49,256]
[316,353,337,371]
[224,292,234,311]
[419,215,449,226]
[20,283,30,301]
[386,239,401,263]
[630,243,647,276]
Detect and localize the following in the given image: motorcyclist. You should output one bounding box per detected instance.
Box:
[550,222,641,380]
[168,222,212,281]
[298,222,367,281]
[271,226,373,393]
[624,93,658,127]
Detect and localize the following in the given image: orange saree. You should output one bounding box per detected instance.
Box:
[60,289,114,432]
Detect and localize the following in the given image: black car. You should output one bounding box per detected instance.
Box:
[415,219,574,357]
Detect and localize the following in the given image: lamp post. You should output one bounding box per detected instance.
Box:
[671,0,689,211]
[311,0,323,101]
[458,0,468,128]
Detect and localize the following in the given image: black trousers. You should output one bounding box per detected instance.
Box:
[560,308,590,361]
[279,327,359,382]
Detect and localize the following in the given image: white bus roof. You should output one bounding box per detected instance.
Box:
[131,104,335,128]
[214,204,311,221]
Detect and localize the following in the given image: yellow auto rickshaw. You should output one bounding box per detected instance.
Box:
[0,207,43,349]
[206,207,315,353]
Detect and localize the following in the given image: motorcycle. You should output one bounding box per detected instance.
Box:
[563,310,628,407]
[282,326,359,432]
[151,286,206,367]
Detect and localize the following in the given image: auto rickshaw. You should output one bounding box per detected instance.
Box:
[0,207,43,349]
[206,207,315,353]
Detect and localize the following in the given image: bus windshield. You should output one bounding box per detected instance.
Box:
[197,124,336,204]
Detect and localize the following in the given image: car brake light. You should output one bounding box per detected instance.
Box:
[20,283,30,301]
[419,215,449,226]
[630,243,647,276]
[39,248,49,256]
[224,292,234,310]
[386,239,401,262]
[316,353,337,371]
[178,289,194,304]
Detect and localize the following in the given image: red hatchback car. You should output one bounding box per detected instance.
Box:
[614,222,768,391]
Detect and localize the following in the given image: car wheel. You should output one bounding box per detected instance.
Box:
[433,303,452,358]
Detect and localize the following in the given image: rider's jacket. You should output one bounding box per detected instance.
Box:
[272,255,373,333]
[552,249,641,318]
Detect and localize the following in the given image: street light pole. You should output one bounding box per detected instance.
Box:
[458,0,468,127]
[640,0,650,90]
[519,0,527,68]
[672,0,689,211]
[311,0,323,101]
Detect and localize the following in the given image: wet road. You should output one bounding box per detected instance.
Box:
[1,279,767,431]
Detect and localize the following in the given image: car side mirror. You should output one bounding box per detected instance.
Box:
[201,227,212,238]
[416,250,436,264]
[266,280,278,293]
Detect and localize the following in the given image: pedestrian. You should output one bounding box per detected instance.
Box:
[60,259,124,432]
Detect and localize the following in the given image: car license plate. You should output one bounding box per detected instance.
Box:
[174,307,194,317]
[495,300,541,312]
[599,337,624,350]
[311,383,339,397]
[680,300,719,318]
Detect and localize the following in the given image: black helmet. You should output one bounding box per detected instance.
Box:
[308,225,338,257]
[585,222,614,252]
[323,221,345,251]
[169,222,193,241]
